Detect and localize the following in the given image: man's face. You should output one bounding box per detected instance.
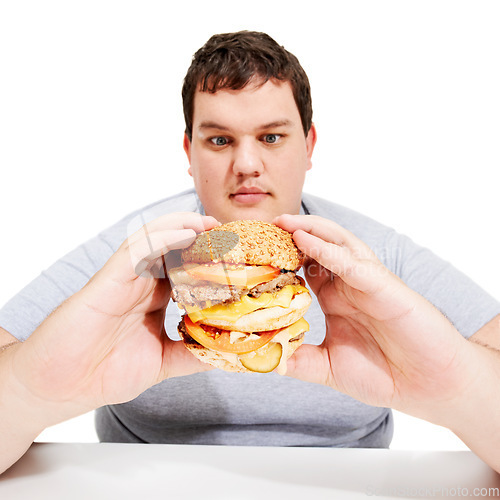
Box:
[184,79,317,223]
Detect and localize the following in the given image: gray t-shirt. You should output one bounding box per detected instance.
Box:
[1,189,499,447]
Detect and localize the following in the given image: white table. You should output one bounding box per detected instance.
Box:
[1,443,499,499]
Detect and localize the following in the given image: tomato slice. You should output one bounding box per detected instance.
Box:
[183,316,279,354]
[183,262,280,288]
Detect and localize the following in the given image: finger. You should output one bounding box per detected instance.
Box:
[274,214,374,259]
[299,256,333,296]
[293,229,385,294]
[131,229,198,278]
[160,336,215,379]
[128,212,220,247]
[126,213,220,279]
[149,212,220,235]
[285,344,337,389]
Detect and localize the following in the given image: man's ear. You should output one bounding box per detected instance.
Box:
[183,133,192,176]
[305,123,317,171]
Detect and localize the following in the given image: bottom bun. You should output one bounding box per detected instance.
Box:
[179,323,305,374]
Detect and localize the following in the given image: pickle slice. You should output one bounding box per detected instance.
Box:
[239,343,283,373]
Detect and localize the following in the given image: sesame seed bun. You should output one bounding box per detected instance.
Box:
[181,220,304,271]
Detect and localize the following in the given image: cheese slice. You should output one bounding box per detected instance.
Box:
[187,284,309,323]
[237,318,310,375]
[272,317,309,375]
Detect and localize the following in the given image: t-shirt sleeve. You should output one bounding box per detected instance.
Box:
[381,230,500,338]
[0,233,117,342]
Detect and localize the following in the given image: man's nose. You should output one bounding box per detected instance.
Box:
[232,139,264,176]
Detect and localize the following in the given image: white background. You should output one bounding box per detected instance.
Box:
[1,1,499,451]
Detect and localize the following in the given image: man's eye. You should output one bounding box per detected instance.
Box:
[263,134,281,144]
[210,137,228,146]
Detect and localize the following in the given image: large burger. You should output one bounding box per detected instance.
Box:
[168,220,312,374]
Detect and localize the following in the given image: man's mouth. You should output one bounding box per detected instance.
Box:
[230,187,270,205]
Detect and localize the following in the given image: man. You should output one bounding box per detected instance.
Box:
[1,31,499,474]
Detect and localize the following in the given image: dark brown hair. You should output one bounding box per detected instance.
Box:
[182,31,313,140]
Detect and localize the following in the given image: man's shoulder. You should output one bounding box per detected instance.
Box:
[129,188,202,219]
[301,192,395,246]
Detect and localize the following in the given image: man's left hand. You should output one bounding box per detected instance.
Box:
[274,214,471,421]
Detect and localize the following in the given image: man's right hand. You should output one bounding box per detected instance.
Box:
[5,212,220,428]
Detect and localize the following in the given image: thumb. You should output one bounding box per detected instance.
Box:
[160,335,215,380]
[285,344,334,388]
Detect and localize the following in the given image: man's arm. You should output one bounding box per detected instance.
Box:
[0,328,18,348]
[469,314,500,350]
[446,315,500,472]
[0,332,56,474]
[0,212,218,475]
[275,214,500,474]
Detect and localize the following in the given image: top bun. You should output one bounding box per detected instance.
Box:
[181,220,303,271]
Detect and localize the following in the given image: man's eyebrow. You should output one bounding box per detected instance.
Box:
[198,121,230,131]
[257,119,293,130]
[198,119,294,131]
